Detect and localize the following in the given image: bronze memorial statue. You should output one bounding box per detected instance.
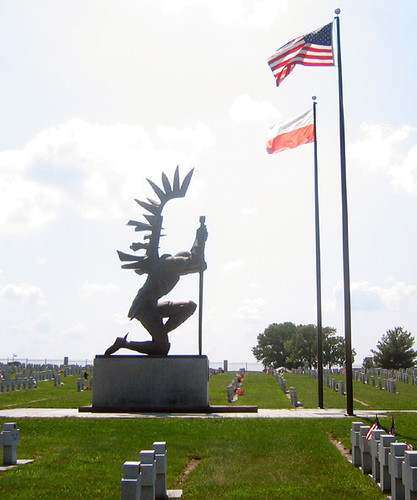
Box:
[104,167,207,356]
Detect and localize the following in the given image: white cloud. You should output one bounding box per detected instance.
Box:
[348,122,417,195]
[111,313,130,326]
[34,313,52,333]
[156,122,215,152]
[229,94,281,123]
[57,323,90,345]
[0,283,45,305]
[242,206,259,215]
[80,283,121,298]
[223,259,244,273]
[244,282,260,292]
[233,297,266,320]
[158,0,289,28]
[331,279,417,312]
[0,118,205,234]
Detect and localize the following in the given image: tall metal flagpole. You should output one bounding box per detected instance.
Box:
[313,97,324,409]
[198,215,206,355]
[334,9,354,416]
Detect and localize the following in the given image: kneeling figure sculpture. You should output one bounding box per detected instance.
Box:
[105,167,207,356]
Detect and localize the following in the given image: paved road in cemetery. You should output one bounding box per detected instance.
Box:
[1,408,415,419]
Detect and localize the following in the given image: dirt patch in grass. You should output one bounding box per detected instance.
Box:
[353,397,370,407]
[177,457,202,487]
[4,398,49,408]
[328,434,352,462]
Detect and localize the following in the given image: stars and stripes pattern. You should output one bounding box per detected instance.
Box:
[268,23,334,87]
[366,416,381,440]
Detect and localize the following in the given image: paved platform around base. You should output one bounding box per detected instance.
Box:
[0,408,410,419]
[0,459,34,472]
[80,404,258,413]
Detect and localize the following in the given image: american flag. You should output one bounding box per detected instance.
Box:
[366,416,381,440]
[268,23,334,87]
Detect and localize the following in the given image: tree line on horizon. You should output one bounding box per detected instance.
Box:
[252,323,417,371]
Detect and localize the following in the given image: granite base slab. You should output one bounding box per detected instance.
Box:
[91,355,209,411]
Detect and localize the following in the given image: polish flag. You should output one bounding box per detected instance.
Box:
[267,109,314,154]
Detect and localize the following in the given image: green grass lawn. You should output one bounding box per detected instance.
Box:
[0,417,388,499]
[209,371,292,409]
[0,376,92,410]
[2,370,417,411]
[1,370,417,498]
[285,372,417,410]
[0,372,291,410]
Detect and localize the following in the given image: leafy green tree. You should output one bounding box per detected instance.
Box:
[362,357,374,370]
[371,327,417,369]
[252,322,351,369]
[252,322,296,368]
[285,324,317,369]
[322,329,355,369]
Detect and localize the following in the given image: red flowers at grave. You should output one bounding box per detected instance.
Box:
[237,389,245,395]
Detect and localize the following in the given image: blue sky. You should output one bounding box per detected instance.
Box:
[1,0,417,366]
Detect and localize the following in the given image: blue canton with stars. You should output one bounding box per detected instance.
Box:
[304,24,332,46]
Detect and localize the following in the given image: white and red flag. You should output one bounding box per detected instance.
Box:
[266,109,314,154]
[268,23,334,87]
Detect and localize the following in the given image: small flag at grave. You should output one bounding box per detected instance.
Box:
[390,416,395,436]
[366,416,381,440]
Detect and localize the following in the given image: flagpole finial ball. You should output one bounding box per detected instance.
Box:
[334,8,341,15]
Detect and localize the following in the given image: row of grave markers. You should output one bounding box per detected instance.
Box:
[351,421,417,499]
[366,367,417,380]
[0,363,86,379]
[226,369,245,403]
[121,441,182,500]
[1,373,90,393]
[1,377,38,392]
[294,367,400,394]
[0,373,66,391]
[295,367,417,380]
[354,372,399,393]
[272,370,303,407]
[0,365,93,394]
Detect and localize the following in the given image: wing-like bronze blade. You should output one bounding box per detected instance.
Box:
[143,214,162,227]
[134,199,160,215]
[127,220,152,231]
[117,250,142,261]
[161,172,172,195]
[121,262,145,269]
[179,168,194,197]
[147,178,167,203]
[173,166,180,192]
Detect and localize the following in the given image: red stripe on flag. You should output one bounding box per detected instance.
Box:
[268,23,334,87]
[267,123,314,154]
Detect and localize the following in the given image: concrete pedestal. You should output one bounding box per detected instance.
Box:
[91,355,209,412]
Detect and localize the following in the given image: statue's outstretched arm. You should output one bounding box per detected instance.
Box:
[174,220,207,276]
